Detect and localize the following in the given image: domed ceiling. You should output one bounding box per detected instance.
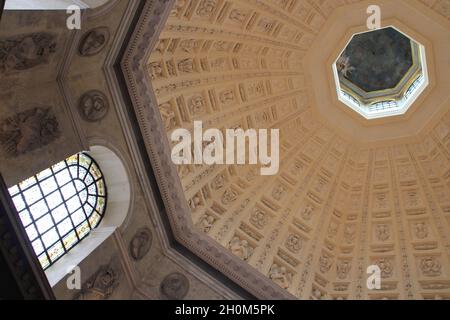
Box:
[124,0,450,300]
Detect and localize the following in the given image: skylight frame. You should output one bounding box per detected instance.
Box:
[332,26,429,120]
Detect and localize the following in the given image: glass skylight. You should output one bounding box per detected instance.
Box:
[333,27,428,119]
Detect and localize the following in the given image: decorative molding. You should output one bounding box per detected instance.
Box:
[87,0,122,20]
[56,13,90,152]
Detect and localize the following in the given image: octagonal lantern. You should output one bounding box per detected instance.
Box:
[332,26,428,119]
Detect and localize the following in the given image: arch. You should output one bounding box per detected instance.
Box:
[41,145,130,287]
[86,138,135,232]
[86,145,131,231]
[8,151,108,271]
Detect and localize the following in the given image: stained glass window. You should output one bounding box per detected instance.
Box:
[8,152,107,270]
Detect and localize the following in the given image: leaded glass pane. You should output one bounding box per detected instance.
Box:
[66,197,82,213]
[52,204,68,224]
[32,239,44,256]
[96,197,106,213]
[38,254,50,270]
[66,155,78,166]
[87,195,96,207]
[76,221,90,238]
[40,177,58,195]
[79,155,91,169]
[57,218,72,236]
[63,231,77,250]
[55,169,71,186]
[84,174,94,187]
[79,189,88,203]
[90,165,102,179]
[51,161,65,173]
[8,152,107,270]
[8,185,19,196]
[78,167,88,180]
[12,195,25,211]
[35,214,53,234]
[96,180,106,196]
[87,183,96,195]
[69,165,78,179]
[19,176,36,190]
[48,242,64,262]
[29,199,48,220]
[46,191,63,210]
[61,183,77,200]
[42,228,59,248]
[71,208,85,226]
[36,168,52,181]
[19,209,32,227]
[26,225,38,241]
[89,212,101,228]
[23,185,42,204]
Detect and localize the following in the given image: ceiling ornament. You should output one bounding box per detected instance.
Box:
[78,27,110,57]
[78,90,109,122]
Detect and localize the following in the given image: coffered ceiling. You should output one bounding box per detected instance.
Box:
[122,0,450,300]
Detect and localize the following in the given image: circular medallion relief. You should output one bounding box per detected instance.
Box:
[78,90,109,122]
[129,227,153,261]
[160,272,189,300]
[78,27,110,57]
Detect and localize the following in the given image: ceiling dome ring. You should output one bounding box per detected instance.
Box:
[332,26,429,120]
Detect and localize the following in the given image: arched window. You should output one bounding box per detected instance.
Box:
[7,152,107,270]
